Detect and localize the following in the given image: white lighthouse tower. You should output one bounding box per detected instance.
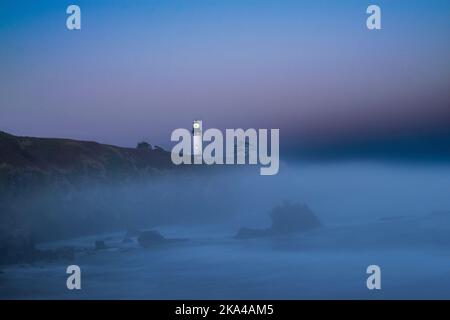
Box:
[193,120,202,163]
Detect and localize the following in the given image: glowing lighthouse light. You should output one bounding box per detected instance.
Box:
[171,121,280,175]
[193,120,202,163]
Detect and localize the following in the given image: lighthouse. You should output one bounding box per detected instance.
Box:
[193,120,202,163]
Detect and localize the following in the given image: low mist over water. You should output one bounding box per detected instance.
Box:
[2,161,450,299]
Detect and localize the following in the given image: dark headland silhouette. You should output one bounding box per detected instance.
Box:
[0,131,178,265]
[0,130,174,183]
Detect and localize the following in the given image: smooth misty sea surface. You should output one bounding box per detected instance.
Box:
[1,163,450,299]
[1,222,450,299]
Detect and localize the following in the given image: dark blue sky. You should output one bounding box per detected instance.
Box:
[0,0,449,156]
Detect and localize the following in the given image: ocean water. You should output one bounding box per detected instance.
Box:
[1,162,450,299]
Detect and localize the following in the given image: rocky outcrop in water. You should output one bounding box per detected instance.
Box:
[137,230,167,247]
[137,230,188,248]
[94,240,108,250]
[235,202,322,239]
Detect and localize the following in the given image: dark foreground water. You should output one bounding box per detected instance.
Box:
[1,217,450,299]
[1,163,450,299]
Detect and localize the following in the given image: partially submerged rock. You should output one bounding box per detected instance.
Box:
[270,202,321,233]
[137,230,187,248]
[137,230,167,248]
[235,202,322,239]
[94,240,108,250]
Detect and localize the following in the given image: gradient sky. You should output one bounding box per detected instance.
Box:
[0,0,449,151]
